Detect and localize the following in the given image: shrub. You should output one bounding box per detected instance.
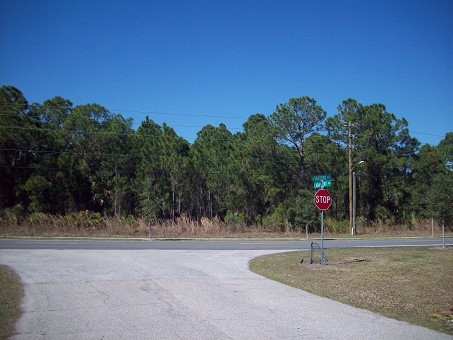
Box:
[0,205,24,225]
[224,211,245,225]
[65,211,103,229]
[325,218,349,234]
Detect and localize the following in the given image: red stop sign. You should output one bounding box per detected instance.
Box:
[314,188,332,210]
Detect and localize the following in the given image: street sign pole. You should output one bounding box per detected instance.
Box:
[321,211,324,264]
[314,188,332,264]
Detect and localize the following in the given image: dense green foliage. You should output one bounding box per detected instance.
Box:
[1,85,452,230]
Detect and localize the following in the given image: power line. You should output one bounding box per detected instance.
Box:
[0,164,304,178]
[0,108,448,139]
[0,106,247,120]
[0,147,340,168]
[108,108,246,120]
[411,131,447,138]
[0,116,244,135]
[0,121,447,146]
[0,138,354,173]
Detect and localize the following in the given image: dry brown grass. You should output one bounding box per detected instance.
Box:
[0,213,307,238]
[250,247,453,335]
[0,265,23,339]
[0,212,450,239]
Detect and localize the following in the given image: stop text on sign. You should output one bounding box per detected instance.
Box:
[315,196,331,204]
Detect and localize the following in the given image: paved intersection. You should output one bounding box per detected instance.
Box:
[1,247,450,339]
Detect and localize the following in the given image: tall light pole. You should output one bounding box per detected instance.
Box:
[348,122,354,235]
[353,170,357,236]
[351,161,365,235]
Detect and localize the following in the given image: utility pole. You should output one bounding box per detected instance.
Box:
[348,122,354,235]
[353,171,357,235]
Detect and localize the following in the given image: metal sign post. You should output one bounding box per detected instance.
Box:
[321,211,324,264]
[314,188,332,265]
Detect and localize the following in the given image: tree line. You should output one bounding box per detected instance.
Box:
[1,85,452,230]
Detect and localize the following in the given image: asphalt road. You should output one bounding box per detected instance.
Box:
[0,236,450,250]
[0,237,451,339]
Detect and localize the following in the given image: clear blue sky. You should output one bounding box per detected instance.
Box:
[1,0,452,145]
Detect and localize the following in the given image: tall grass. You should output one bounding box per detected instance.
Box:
[0,211,447,238]
[0,265,23,339]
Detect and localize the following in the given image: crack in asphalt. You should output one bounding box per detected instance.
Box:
[90,283,110,304]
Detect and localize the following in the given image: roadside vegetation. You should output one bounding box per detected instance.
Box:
[250,247,453,335]
[1,85,452,238]
[0,265,23,339]
[0,213,450,239]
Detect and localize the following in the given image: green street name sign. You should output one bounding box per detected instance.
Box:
[313,180,332,189]
[311,174,332,182]
[311,174,332,189]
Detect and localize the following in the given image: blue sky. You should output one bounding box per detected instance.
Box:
[1,0,452,145]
